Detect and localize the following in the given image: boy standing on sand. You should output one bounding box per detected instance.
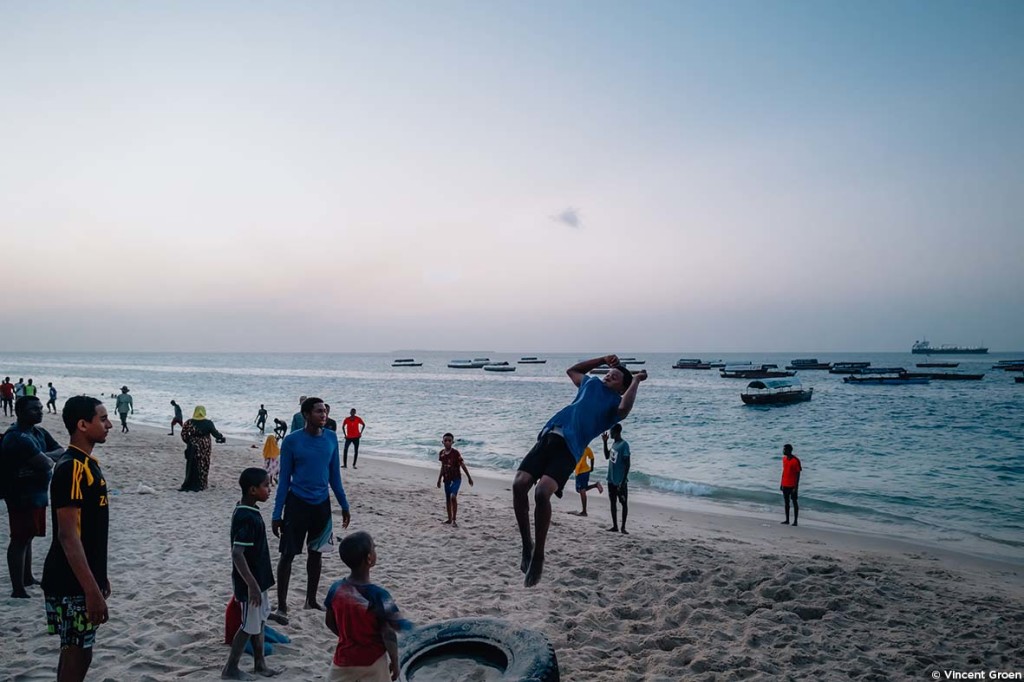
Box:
[780,444,802,526]
[602,425,631,534]
[222,468,280,681]
[435,433,474,527]
[42,396,113,682]
[341,409,365,469]
[513,355,647,587]
[325,532,411,682]
[570,445,603,517]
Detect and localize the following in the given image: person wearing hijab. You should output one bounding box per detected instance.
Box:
[179,406,226,491]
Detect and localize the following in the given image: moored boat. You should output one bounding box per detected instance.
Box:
[901,372,984,381]
[844,375,930,385]
[786,358,831,370]
[447,360,476,369]
[916,362,959,368]
[470,358,491,368]
[845,367,906,376]
[829,362,872,374]
[741,377,812,405]
[721,364,796,379]
[484,365,516,372]
[391,358,423,367]
[672,358,711,369]
[620,357,646,365]
[994,360,1024,371]
[517,357,547,364]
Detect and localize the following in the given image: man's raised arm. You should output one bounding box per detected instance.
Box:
[567,354,620,387]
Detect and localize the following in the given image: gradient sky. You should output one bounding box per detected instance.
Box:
[2,1,1022,352]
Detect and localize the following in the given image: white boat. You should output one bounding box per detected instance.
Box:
[391,358,422,367]
[518,357,547,364]
[448,360,476,369]
[484,365,516,372]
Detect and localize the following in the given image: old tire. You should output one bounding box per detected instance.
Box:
[399,617,559,682]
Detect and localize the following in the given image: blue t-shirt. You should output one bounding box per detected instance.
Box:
[290,412,305,434]
[1,424,60,508]
[543,376,622,462]
[607,439,631,486]
[49,386,57,401]
[272,428,348,520]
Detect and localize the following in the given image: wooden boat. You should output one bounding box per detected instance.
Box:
[785,358,831,370]
[517,357,547,364]
[708,361,726,368]
[843,375,930,385]
[846,367,906,375]
[391,358,423,367]
[483,361,509,367]
[590,368,611,375]
[721,364,796,379]
[471,358,491,368]
[447,360,476,369]
[901,372,984,381]
[672,358,711,369]
[916,362,958,368]
[620,358,646,365]
[741,378,812,405]
[829,362,872,374]
[484,365,516,372]
[994,361,1024,371]
[1016,376,1024,383]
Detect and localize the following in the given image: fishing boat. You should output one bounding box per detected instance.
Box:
[483,361,509,367]
[672,358,711,369]
[447,360,476,369]
[786,359,831,370]
[829,362,872,374]
[391,358,423,367]
[916,362,959,368]
[741,377,812,405]
[620,357,646,365]
[708,360,726,368]
[994,360,1024,371]
[845,367,906,375]
[1016,375,1024,384]
[912,340,988,355]
[843,375,930,385]
[590,368,611,375]
[517,357,547,364]
[484,365,516,372]
[900,372,984,381]
[720,364,796,379]
[470,358,491,368]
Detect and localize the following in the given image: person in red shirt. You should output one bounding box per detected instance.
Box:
[435,433,474,527]
[325,532,411,681]
[780,443,802,526]
[1,377,15,417]
[341,409,365,469]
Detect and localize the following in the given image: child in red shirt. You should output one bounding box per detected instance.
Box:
[435,432,474,527]
[325,532,411,681]
[780,443,802,526]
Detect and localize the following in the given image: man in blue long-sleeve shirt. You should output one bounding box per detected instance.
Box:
[271,397,351,620]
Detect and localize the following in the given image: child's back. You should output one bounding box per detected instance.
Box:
[325,578,405,668]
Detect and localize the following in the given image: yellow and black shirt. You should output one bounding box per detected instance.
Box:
[42,446,109,597]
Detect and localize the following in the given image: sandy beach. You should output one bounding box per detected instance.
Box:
[2,414,1022,681]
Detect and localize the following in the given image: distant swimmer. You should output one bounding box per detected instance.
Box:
[273,419,288,440]
[602,425,631,534]
[255,404,268,436]
[780,443,802,527]
[436,432,474,527]
[168,400,184,436]
[513,355,647,587]
[569,445,603,517]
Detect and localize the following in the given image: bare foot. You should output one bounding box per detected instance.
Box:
[254,663,280,677]
[10,590,30,599]
[792,522,798,527]
[451,520,458,527]
[780,520,790,525]
[596,482,604,494]
[442,519,452,525]
[524,557,544,587]
[303,599,324,611]
[520,544,533,574]
[221,667,255,680]
[620,528,629,535]
[267,611,289,626]
[606,526,619,532]
[578,511,588,517]
[23,577,39,587]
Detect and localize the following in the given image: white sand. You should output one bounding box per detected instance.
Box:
[2,415,1022,681]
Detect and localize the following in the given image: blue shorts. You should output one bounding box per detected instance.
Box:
[443,479,462,497]
[575,472,591,492]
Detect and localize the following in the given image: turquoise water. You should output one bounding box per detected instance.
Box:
[3,351,1022,561]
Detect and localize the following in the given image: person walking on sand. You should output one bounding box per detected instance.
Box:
[290,396,307,435]
[780,444,802,527]
[271,397,351,623]
[255,405,268,436]
[341,409,364,469]
[570,445,603,517]
[114,386,133,433]
[179,406,226,492]
[169,400,184,436]
[42,396,113,682]
[436,433,474,527]
[14,378,26,399]
[2,395,63,598]
[46,383,58,414]
[602,425,631,534]
[513,355,647,587]
[24,379,38,398]
[221,468,280,681]
[1,377,15,417]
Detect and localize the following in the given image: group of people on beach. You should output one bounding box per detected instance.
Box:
[1,354,806,680]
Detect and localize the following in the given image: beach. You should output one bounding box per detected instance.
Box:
[2,415,1023,681]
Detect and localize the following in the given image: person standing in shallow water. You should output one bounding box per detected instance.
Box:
[255,405,268,436]
[513,355,647,587]
[114,386,133,434]
[780,444,802,526]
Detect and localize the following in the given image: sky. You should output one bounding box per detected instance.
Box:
[1,1,1022,353]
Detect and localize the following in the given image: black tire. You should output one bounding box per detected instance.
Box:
[399,617,559,682]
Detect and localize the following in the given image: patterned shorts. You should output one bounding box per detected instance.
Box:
[45,595,97,648]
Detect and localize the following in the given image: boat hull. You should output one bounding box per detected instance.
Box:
[741,389,812,405]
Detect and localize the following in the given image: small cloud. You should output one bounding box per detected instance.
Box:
[551,207,582,229]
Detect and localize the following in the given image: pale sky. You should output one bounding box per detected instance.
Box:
[2,1,1022,352]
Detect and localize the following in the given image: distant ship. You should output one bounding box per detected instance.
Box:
[911,340,988,355]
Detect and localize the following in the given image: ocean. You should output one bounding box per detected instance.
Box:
[2,351,1022,562]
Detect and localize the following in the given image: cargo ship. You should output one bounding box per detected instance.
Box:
[911,340,988,355]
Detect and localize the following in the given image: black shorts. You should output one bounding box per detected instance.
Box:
[782,486,798,501]
[609,481,628,504]
[279,493,333,556]
[518,432,577,491]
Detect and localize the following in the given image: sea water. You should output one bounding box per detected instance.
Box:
[3,351,1022,562]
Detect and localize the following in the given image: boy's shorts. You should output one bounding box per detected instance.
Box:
[329,655,390,682]
[240,591,271,635]
[171,417,183,427]
[280,493,334,556]
[518,432,576,493]
[443,479,462,497]
[574,472,591,492]
[7,505,46,543]
[45,595,97,649]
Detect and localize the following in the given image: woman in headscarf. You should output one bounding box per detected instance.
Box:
[179,406,226,491]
